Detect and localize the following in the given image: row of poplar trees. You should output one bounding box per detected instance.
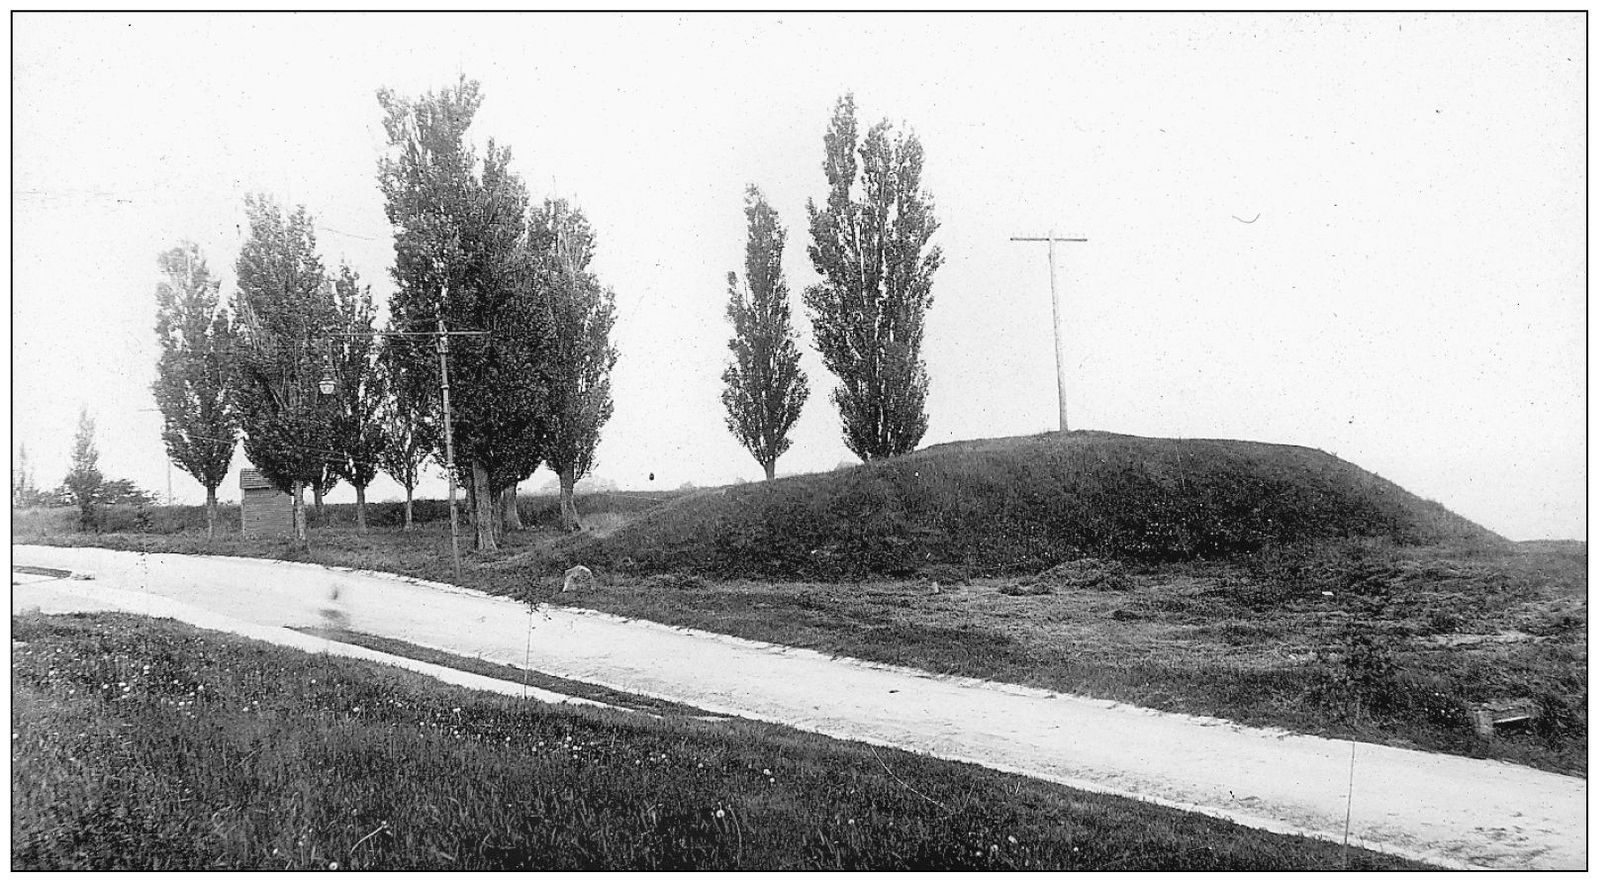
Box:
[151,77,617,549]
[721,93,944,478]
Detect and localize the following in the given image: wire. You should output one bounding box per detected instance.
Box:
[156,427,404,471]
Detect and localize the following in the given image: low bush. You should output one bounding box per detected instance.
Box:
[1020,559,1133,592]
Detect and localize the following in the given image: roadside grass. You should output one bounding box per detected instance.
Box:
[10,613,1426,871]
[290,626,727,718]
[540,541,1586,776]
[16,513,1587,776]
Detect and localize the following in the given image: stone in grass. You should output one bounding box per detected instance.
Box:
[562,565,594,593]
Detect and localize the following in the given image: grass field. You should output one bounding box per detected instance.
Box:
[11,613,1425,870]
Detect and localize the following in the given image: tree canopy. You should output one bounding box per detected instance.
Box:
[152,241,238,535]
[530,197,618,531]
[377,77,549,549]
[233,194,336,543]
[805,93,943,461]
[722,185,808,480]
[327,264,387,530]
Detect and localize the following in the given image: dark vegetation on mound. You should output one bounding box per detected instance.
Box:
[553,431,1500,580]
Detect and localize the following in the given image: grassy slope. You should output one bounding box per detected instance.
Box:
[11,613,1424,870]
[551,431,1500,580]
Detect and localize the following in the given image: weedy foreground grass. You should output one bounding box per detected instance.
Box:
[10,613,1426,871]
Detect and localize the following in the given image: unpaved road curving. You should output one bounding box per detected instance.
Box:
[11,545,1587,869]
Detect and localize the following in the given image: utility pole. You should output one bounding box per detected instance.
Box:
[325,316,487,577]
[1011,231,1088,432]
[436,314,462,577]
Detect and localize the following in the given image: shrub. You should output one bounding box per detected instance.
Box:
[1021,559,1133,592]
[1421,609,1466,635]
[1313,627,1401,720]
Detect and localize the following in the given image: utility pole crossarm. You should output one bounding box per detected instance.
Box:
[325,330,490,338]
[1011,232,1089,433]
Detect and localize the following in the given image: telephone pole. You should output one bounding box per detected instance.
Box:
[325,314,487,577]
[1011,231,1087,432]
[436,315,462,576]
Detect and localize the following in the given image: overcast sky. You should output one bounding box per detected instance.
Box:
[10,12,1587,540]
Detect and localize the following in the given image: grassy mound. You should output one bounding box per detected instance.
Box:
[555,431,1497,580]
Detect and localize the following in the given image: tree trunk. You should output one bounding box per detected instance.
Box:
[312,481,326,527]
[501,486,523,532]
[205,484,218,540]
[470,459,498,550]
[402,484,414,531]
[764,459,776,481]
[291,481,308,548]
[557,464,581,532]
[354,483,368,533]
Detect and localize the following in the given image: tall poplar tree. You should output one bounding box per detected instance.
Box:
[152,242,239,537]
[531,198,617,532]
[233,195,337,547]
[805,93,944,461]
[327,264,386,532]
[377,77,548,550]
[376,335,434,530]
[722,185,808,480]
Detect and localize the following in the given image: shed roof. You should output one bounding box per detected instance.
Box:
[239,469,277,491]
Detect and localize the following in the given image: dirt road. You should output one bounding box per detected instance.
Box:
[10,545,1587,869]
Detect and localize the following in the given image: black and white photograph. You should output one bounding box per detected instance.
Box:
[9,10,1589,871]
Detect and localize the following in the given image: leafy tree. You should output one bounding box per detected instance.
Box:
[327,265,387,532]
[804,93,944,461]
[152,241,239,537]
[377,77,548,550]
[63,408,104,530]
[233,194,338,547]
[531,198,618,532]
[376,335,434,530]
[722,185,809,481]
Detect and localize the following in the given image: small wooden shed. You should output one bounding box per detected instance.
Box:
[239,469,294,537]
